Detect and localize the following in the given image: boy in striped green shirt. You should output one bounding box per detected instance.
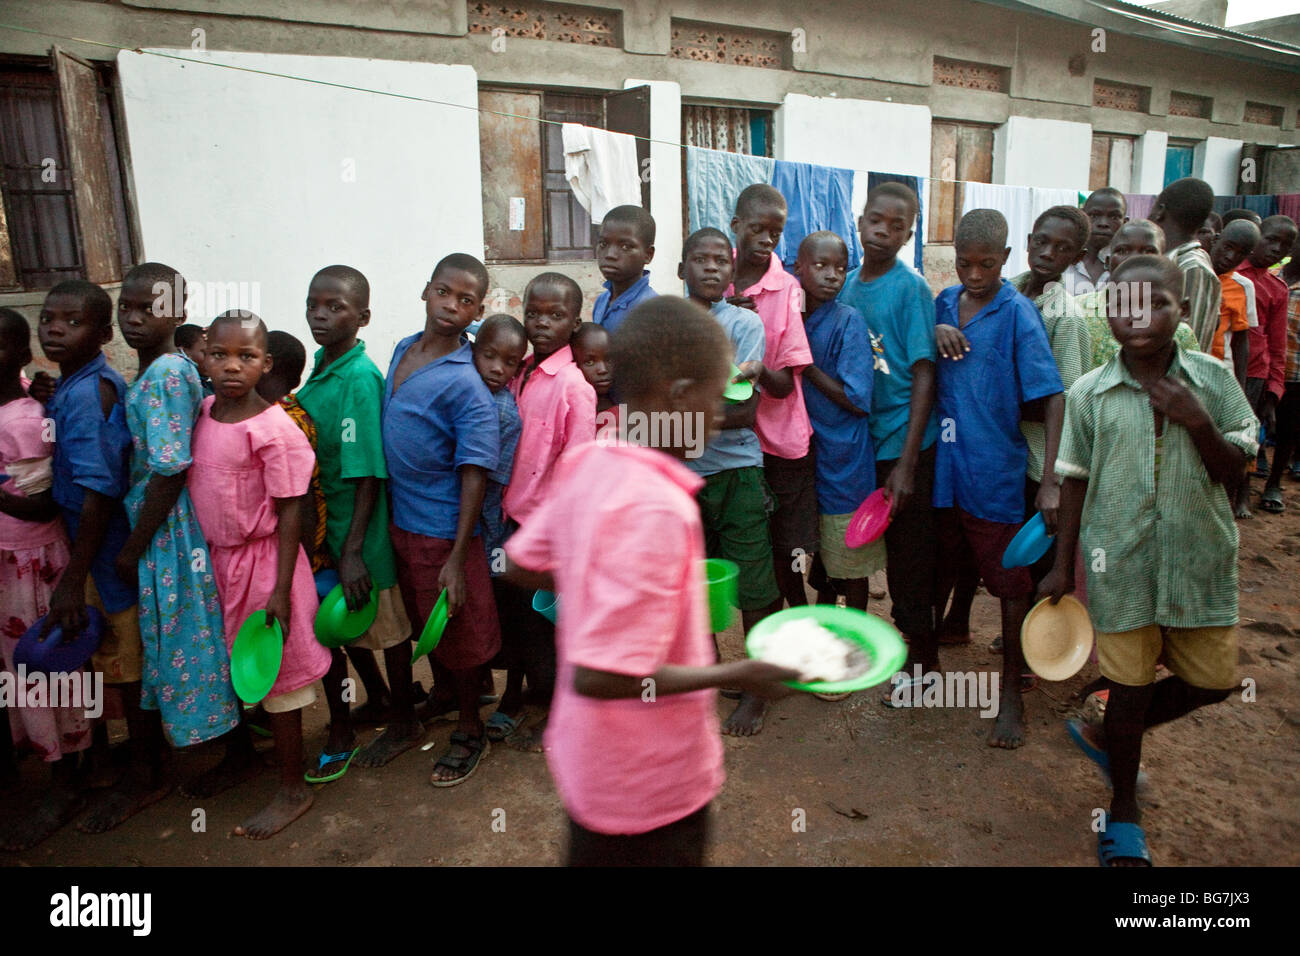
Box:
[1040,255,1258,867]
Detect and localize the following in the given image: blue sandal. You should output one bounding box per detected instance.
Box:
[485,710,523,742]
[1067,719,1150,792]
[1098,815,1153,866]
[304,746,359,784]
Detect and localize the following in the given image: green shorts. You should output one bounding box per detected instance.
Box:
[697,466,780,612]
[819,512,887,580]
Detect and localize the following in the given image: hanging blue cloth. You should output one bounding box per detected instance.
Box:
[771,160,863,270]
[685,146,775,236]
[1242,194,1278,219]
[866,172,926,274]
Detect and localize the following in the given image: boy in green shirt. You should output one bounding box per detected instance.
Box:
[296,265,410,780]
[1040,255,1259,867]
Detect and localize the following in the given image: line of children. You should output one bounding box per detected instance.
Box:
[1261,244,1300,512]
[1151,177,1221,352]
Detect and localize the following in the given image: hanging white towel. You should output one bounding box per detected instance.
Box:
[961,182,1034,278]
[561,123,642,225]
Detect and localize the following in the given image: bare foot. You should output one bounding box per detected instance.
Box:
[354,722,424,768]
[1234,501,1253,519]
[182,748,263,798]
[987,687,1025,749]
[78,776,173,834]
[506,716,547,753]
[0,786,84,851]
[233,786,313,839]
[722,694,767,737]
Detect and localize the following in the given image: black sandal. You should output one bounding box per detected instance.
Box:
[430,731,489,788]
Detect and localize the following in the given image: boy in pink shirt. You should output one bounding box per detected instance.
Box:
[497,273,596,750]
[505,296,795,865]
[726,184,816,732]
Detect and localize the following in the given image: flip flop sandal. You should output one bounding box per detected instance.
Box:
[485,710,523,742]
[430,731,489,788]
[1097,815,1152,867]
[814,691,851,702]
[1066,719,1149,792]
[304,746,359,784]
[881,671,930,707]
[1259,488,1284,513]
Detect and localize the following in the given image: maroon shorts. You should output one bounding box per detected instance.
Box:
[390,528,501,671]
[941,507,1033,599]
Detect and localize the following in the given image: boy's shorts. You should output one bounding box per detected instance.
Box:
[86,577,143,685]
[697,466,780,612]
[391,528,501,671]
[937,507,1032,599]
[1097,624,1237,690]
[819,512,887,580]
[352,584,412,651]
[763,452,819,561]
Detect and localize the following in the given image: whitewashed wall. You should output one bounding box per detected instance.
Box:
[993,116,1092,192]
[1133,129,1169,195]
[625,79,683,297]
[1195,137,1244,194]
[118,50,484,371]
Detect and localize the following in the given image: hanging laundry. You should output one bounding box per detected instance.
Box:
[685,146,776,236]
[561,123,642,225]
[771,160,863,270]
[1276,193,1300,224]
[1242,194,1279,219]
[1124,194,1156,221]
[866,172,926,274]
[961,181,1034,279]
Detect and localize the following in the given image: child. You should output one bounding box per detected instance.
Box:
[1150,177,1220,352]
[727,184,816,617]
[189,312,331,838]
[1079,220,1199,368]
[257,332,329,573]
[175,323,213,395]
[496,272,595,750]
[295,266,411,778]
[592,204,657,335]
[113,264,242,757]
[678,227,781,736]
[504,296,797,866]
[383,254,502,784]
[38,280,163,833]
[794,232,878,614]
[1238,215,1300,514]
[932,210,1064,748]
[571,323,614,415]
[1209,220,1261,377]
[1064,188,1126,295]
[1195,212,1223,253]
[836,182,942,681]
[469,314,526,742]
[1260,248,1300,511]
[1040,255,1259,866]
[0,308,92,851]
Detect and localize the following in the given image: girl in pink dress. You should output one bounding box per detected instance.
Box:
[188,313,329,840]
[0,309,93,851]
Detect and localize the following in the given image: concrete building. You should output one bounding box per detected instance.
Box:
[1,0,1296,369]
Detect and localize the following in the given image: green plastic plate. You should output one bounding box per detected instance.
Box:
[745,604,907,694]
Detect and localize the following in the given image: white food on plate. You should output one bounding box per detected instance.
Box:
[755,618,864,682]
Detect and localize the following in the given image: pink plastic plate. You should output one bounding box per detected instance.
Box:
[844,488,891,548]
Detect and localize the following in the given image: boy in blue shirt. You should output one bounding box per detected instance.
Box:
[679,228,782,737]
[38,280,168,833]
[795,232,877,616]
[592,205,657,335]
[933,209,1065,749]
[836,183,943,686]
[380,253,502,785]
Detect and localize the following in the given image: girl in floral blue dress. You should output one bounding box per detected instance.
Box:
[113,264,241,747]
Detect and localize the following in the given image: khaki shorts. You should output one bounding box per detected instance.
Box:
[1096,624,1238,690]
[86,577,143,685]
[262,683,319,714]
[351,585,411,651]
[819,512,887,580]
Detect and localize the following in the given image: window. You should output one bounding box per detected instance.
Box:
[1090,133,1135,193]
[932,57,1009,94]
[1168,91,1210,119]
[0,50,135,291]
[670,21,790,70]
[479,86,649,263]
[467,1,620,47]
[1244,101,1283,126]
[681,104,773,157]
[1164,138,1197,187]
[928,120,994,243]
[1093,79,1148,113]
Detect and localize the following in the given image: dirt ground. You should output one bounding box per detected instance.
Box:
[4,484,1299,868]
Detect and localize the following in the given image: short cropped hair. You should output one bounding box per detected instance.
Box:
[1155,178,1214,233]
[0,306,29,349]
[1219,219,1261,248]
[1221,208,1262,227]
[1033,205,1091,249]
[175,323,205,349]
[797,230,848,259]
[47,279,112,328]
[1260,214,1298,237]
[523,272,582,314]
[265,330,306,385]
[1111,253,1184,294]
[1205,212,1223,232]
[123,262,187,315]
[1084,187,1127,213]
[571,322,609,352]
[734,183,786,220]
[475,313,527,351]
[610,296,729,401]
[207,310,269,349]
[682,227,732,258]
[601,205,656,246]
[1116,219,1167,252]
[864,181,919,222]
[431,253,489,299]
[313,264,371,307]
[955,208,1009,250]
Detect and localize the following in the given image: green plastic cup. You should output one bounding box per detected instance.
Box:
[704,558,739,633]
[532,590,559,624]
